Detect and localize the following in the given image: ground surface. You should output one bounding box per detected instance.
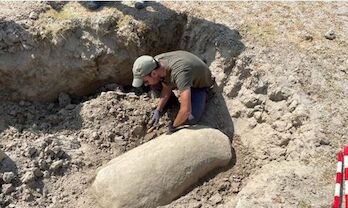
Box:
[0,1,347,208]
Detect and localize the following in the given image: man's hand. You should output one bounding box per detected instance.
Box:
[166,121,177,135]
[148,109,160,127]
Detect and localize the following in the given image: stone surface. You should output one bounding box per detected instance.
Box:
[92,127,232,208]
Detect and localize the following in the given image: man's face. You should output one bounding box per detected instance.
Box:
[143,71,161,86]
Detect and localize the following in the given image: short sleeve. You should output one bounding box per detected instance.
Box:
[173,69,192,91]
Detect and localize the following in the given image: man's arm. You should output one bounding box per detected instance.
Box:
[156,83,172,111]
[173,88,191,127]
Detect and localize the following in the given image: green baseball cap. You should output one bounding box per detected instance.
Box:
[132,55,157,88]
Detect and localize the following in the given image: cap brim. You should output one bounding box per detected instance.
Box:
[132,78,143,88]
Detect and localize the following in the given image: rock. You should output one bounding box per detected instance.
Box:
[324,29,335,40]
[135,0,145,9]
[268,87,289,102]
[132,125,144,137]
[92,127,232,208]
[2,184,14,195]
[29,12,38,20]
[50,160,64,170]
[26,147,37,157]
[21,172,35,184]
[39,159,49,170]
[65,104,76,110]
[0,149,6,162]
[240,90,264,108]
[224,76,242,98]
[58,92,71,107]
[301,31,313,41]
[209,193,223,204]
[236,161,332,208]
[189,202,202,208]
[33,168,44,178]
[3,172,15,184]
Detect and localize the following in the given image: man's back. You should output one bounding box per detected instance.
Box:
[155,51,213,91]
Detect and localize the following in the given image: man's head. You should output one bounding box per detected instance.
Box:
[132,55,162,87]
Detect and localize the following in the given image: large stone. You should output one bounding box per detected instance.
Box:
[92,127,232,208]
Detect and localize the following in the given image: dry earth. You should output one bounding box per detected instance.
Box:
[0,1,347,208]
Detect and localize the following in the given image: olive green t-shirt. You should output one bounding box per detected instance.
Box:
[154,51,213,91]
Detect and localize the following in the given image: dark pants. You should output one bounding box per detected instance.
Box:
[151,84,207,124]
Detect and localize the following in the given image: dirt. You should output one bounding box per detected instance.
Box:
[0,1,347,208]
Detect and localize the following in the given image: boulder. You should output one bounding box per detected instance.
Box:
[92,127,232,208]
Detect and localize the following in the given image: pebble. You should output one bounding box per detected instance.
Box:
[209,193,223,204]
[33,168,44,178]
[3,172,15,183]
[50,160,64,170]
[324,29,336,40]
[21,171,35,184]
[2,184,14,194]
[29,12,39,20]
[132,125,144,137]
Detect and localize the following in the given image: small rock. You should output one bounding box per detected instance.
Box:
[240,91,263,108]
[209,193,223,204]
[3,172,15,183]
[253,111,263,123]
[319,138,331,146]
[302,31,313,41]
[65,104,76,110]
[324,29,336,40]
[21,171,35,184]
[58,92,71,107]
[26,147,37,157]
[2,184,14,194]
[0,149,6,162]
[52,146,62,155]
[29,12,39,20]
[39,159,49,170]
[189,202,202,208]
[43,171,50,178]
[269,87,289,102]
[144,132,156,142]
[231,181,240,193]
[91,132,99,140]
[132,125,144,137]
[23,192,34,202]
[50,160,64,170]
[33,168,44,178]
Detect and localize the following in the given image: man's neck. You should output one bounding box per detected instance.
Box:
[159,63,167,78]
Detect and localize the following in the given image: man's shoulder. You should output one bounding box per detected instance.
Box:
[155,50,191,59]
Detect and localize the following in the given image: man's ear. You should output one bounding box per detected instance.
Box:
[150,70,157,77]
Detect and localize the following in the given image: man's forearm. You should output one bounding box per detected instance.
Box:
[173,109,190,127]
[156,96,170,111]
[156,84,172,111]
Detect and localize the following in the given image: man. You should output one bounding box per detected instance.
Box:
[132,50,214,133]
